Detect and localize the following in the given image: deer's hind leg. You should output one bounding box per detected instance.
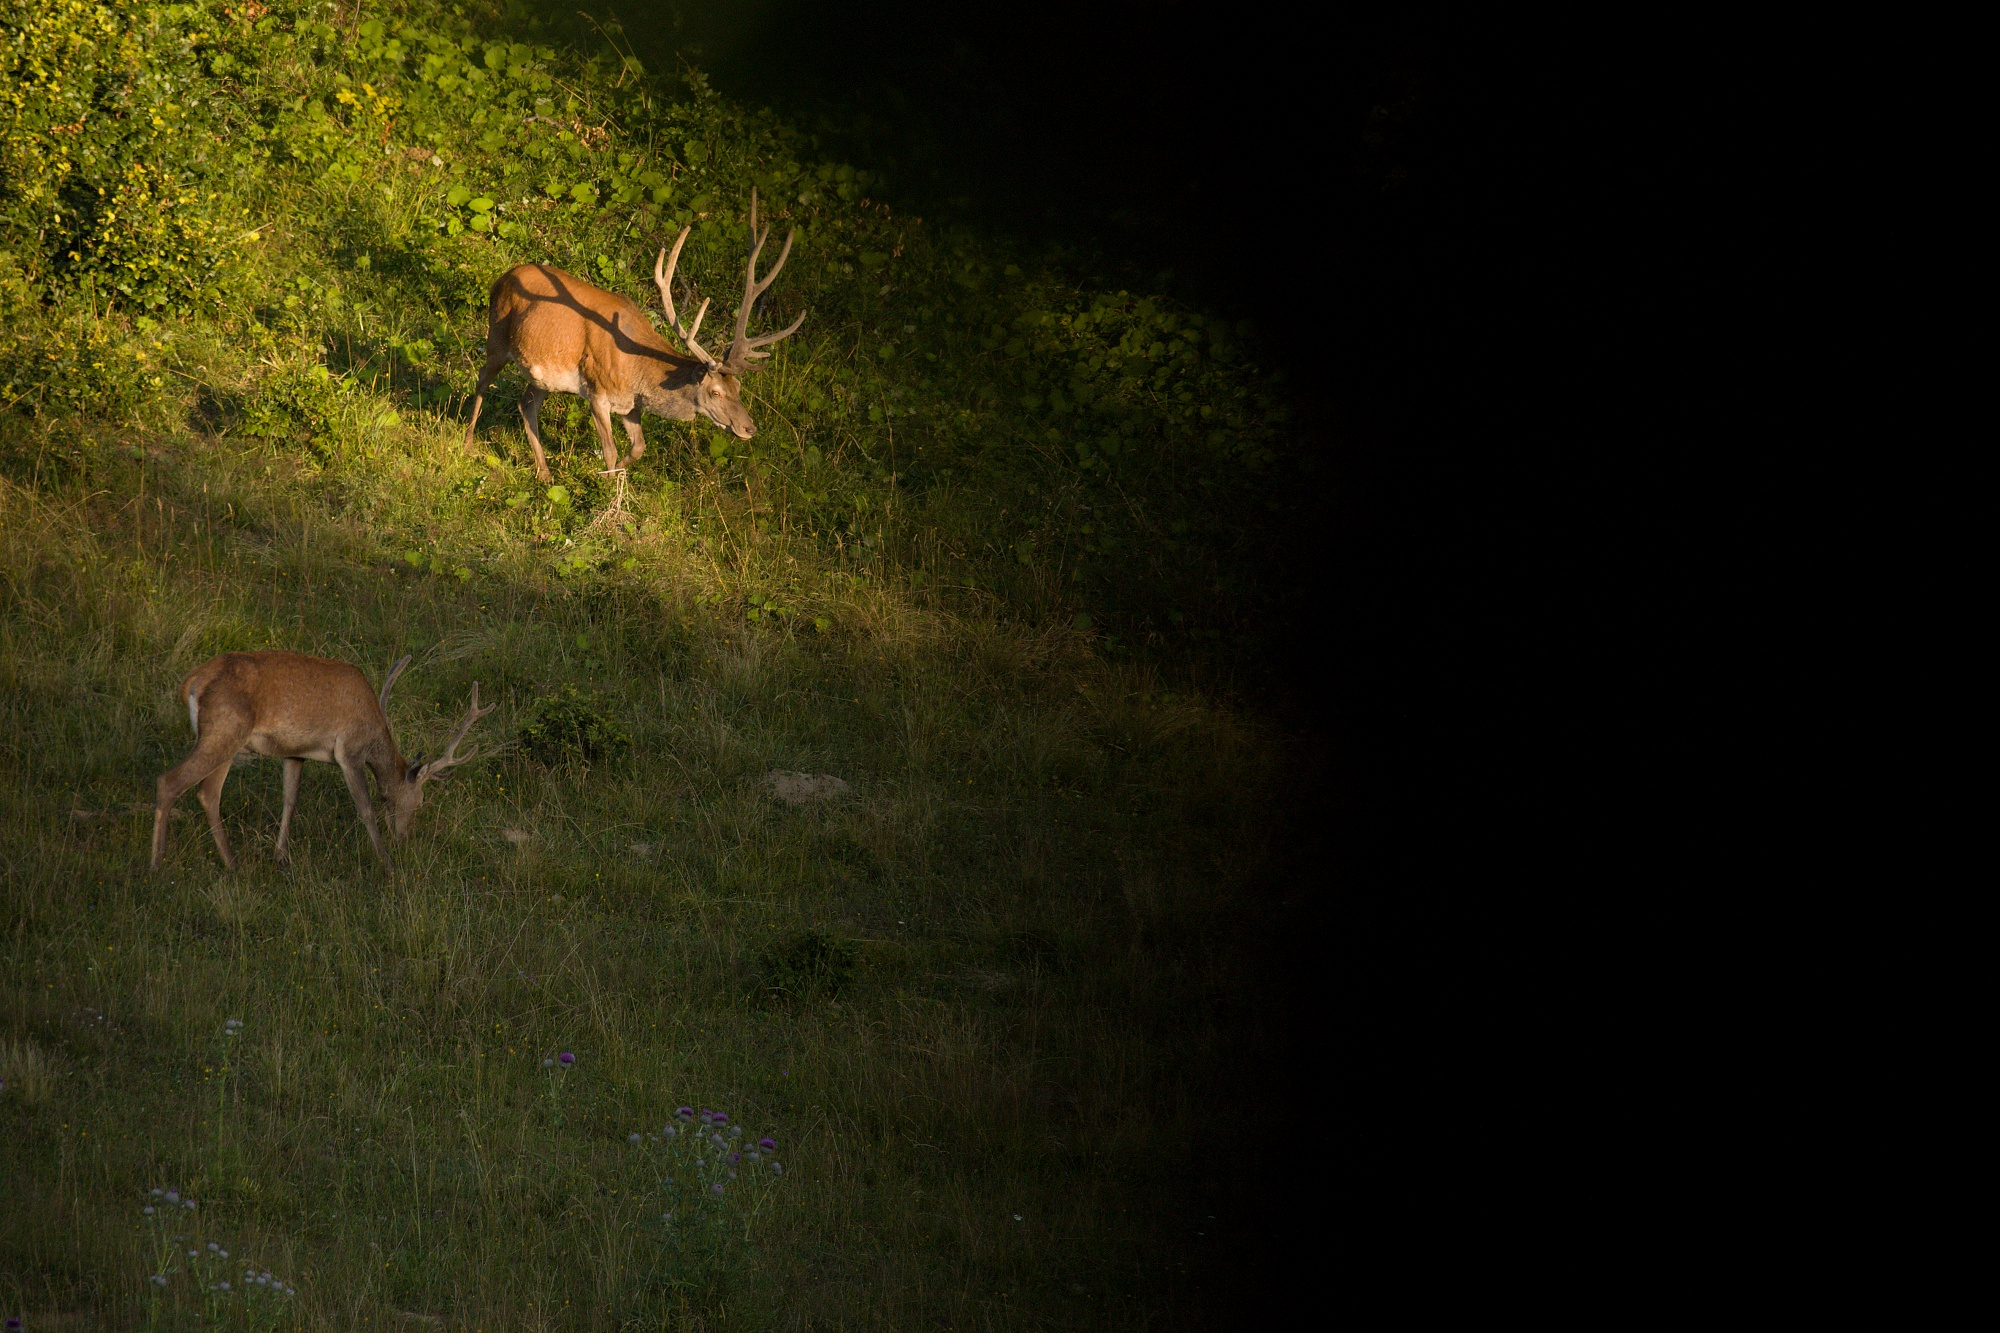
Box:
[153,714,251,871]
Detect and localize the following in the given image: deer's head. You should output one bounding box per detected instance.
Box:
[378,659,497,841]
[653,188,805,442]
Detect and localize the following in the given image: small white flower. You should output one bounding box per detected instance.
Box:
[217,1281,231,1291]
[143,1205,156,1215]
[219,1249,228,1259]
[629,1132,642,1144]
[183,1200,196,1209]
[165,1191,180,1203]
[209,1243,220,1252]
[151,1274,169,1287]
[771,1162,784,1175]
[1012,1213,1023,1221]
[151,1188,165,1197]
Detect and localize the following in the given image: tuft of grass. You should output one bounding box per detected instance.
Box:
[0,1037,58,1106]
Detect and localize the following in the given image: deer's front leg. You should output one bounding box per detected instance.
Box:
[339,757,395,871]
[517,387,552,485]
[589,395,623,474]
[619,410,647,470]
[275,757,304,864]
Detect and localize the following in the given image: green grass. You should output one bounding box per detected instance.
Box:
[1,3,1308,1326]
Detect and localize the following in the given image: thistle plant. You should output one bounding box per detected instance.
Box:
[138,1189,296,1329]
[215,1017,243,1156]
[540,1050,576,1125]
[630,1105,789,1283]
[139,1189,197,1322]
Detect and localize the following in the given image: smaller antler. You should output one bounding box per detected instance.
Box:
[378,655,412,717]
[723,188,805,369]
[655,232,721,366]
[416,683,498,786]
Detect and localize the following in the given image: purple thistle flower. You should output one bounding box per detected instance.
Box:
[772,1161,784,1175]
[729,1151,741,1163]
[710,1182,725,1196]
[629,1132,642,1144]
[543,1057,554,1067]
[760,1137,778,1151]
[712,1112,728,1124]
[558,1052,575,1066]
[676,1106,694,1119]
[8,1318,22,1330]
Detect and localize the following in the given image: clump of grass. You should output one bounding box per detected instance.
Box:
[0,1037,57,1106]
[761,929,859,1002]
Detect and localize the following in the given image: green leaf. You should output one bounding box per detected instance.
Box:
[469,196,494,212]
[447,184,472,206]
[570,183,599,205]
[545,485,570,504]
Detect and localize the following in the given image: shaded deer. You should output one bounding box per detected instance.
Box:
[151,651,493,872]
[464,188,805,484]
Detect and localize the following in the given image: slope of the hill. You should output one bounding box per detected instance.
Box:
[0,2,1329,1328]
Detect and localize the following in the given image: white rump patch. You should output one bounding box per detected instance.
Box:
[187,691,201,736]
[528,364,586,396]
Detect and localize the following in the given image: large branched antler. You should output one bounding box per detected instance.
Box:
[378,655,412,717]
[722,188,806,371]
[654,232,721,367]
[415,683,498,786]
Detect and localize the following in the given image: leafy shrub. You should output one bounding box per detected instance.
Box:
[761,930,858,1002]
[517,685,631,764]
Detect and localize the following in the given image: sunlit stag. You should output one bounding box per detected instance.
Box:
[464,188,805,484]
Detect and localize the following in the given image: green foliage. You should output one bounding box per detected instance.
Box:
[517,683,631,763]
[760,929,858,1002]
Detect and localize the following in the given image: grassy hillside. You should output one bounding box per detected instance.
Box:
[1,2,1316,1327]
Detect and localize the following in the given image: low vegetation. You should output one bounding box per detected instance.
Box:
[1,1,1311,1326]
